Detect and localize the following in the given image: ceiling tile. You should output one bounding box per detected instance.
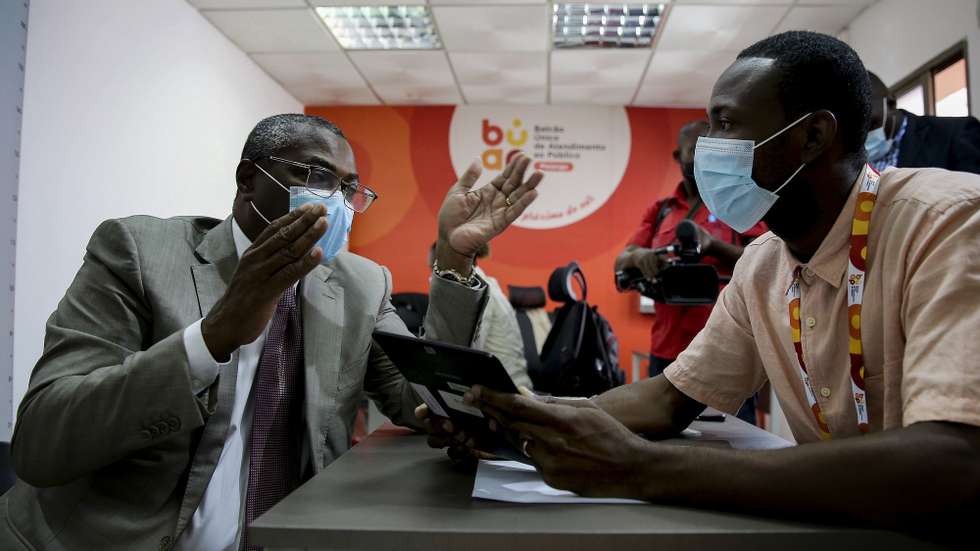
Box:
[310,0,425,6]
[286,83,381,105]
[672,0,792,4]
[551,85,639,105]
[450,52,546,86]
[550,49,650,86]
[550,50,650,105]
[367,85,463,104]
[655,0,869,4]
[633,49,731,107]
[434,6,549,52]
[202,8,340,53]
[188,0,306,8]
[656,4,789,53]
[250,52,379,104]
[797,0,873,4]
[430,0,545,4]
[450,52,546,103]
[775,5,865,35]
[462,85,547,104]
[349,51,463,104]
[249,51,363,82]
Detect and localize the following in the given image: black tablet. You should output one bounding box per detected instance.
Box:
[372,330,526,462]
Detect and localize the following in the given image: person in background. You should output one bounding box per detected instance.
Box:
[866,71,980,173]
[2,114,540,551]
[430,242,532,390]
[463,32,980,542]
[615,120,765,423]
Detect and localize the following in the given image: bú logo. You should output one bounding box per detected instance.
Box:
[481,118,528,170]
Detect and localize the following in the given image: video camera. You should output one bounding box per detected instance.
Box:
[615,220,720,305]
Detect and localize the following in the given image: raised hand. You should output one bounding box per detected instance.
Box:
[434,154,542,272]
[202,203,326,361]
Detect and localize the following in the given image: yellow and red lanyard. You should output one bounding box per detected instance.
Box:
[786,165,880,439]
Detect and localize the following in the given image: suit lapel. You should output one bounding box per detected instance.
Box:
[301,262,343,472]
[177,217,241,537]
[190,217,238,317]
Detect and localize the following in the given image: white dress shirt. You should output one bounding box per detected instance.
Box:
[472,267,532,390]
[175,220,269,551]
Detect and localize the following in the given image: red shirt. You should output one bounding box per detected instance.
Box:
[628,182,767,360]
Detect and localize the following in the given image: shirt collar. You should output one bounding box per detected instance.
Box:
[231,218,251,260]
[791,166,868,288]
[670,181,692,207]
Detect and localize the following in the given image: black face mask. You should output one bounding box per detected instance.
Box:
[681,161,696,181]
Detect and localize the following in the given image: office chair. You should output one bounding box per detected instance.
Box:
[390,293,429,337]
[507,285,549,376]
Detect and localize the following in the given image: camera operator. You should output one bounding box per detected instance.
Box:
[615,121,766,395]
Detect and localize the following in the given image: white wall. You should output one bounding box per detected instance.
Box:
[842,0,980,112]
[1,1,30,441]
[13,0,302,418]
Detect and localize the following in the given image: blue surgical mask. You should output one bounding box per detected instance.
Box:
[288,188,352,262]
[864,99,893,161]
[693,113,811,233]
[250,163,354,264]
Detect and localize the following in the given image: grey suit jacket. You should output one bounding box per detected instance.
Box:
[1,215,486,550]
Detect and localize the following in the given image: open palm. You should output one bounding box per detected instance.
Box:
[438,154,543,257]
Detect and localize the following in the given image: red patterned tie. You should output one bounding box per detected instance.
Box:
[245,286,304,550]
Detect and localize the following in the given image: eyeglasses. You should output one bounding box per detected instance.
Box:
[263,155,378,213]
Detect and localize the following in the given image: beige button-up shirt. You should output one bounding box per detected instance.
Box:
[665,166,980,444]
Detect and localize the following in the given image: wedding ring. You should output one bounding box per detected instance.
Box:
[521,438,531,457]
[505,195,514,207]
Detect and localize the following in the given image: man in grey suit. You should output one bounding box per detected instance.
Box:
[2,114,541,550]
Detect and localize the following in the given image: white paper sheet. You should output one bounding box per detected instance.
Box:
[472,420,792,504]
[473,460,645,504]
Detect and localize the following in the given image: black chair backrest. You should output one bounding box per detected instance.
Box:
[534,262,624,397]
[390,293,429,337]
[507,285,546,375]
[548,261,586,303]
[507,285,546,310]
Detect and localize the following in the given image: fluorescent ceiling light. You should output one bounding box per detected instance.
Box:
[552,3,665,49]
[317,6,442,50]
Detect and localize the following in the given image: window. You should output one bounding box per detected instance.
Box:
[934,58,969,116]
[896,85,926,116]
[892,43,970,116]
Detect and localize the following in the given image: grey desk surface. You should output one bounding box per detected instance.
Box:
[250,419,939,551]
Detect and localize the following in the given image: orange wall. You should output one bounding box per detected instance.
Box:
[306,105,704,382]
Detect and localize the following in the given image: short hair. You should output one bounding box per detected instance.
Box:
[680,120,709,136]
[737,31,871,161]
[677,120,709,146]
[241,113,347,161]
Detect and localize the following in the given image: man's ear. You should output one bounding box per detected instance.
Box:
[801,110,837,163]
[236,159,257,199]
[672,149,680,162]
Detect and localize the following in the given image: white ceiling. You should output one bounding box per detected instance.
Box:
[189,0,876,107]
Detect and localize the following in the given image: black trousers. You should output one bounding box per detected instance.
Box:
[649,355,757,426]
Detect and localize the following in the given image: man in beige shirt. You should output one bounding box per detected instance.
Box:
[458,31,980,536]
